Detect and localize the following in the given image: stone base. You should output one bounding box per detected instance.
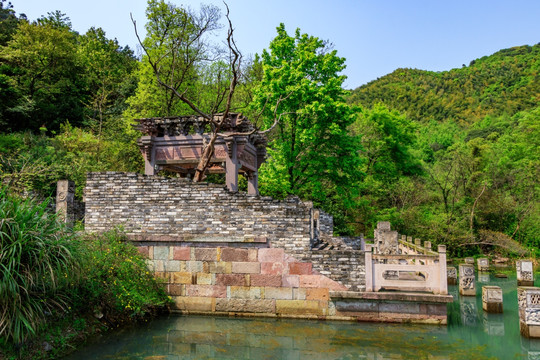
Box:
[518,280,535,286]
[520,322,540,338]
[460,288,476,296]
[483,301,503,313]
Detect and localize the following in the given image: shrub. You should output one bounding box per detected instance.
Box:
[75,230,170,323]
[0,189,78,344]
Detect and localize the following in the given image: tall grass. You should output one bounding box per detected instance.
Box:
[0,189,78,344]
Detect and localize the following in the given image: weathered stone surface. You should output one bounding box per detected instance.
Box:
[165,260,181,272]
[306,288,329,301]
[208,261,232,274]
[229,286,262,299]
[168,284,184,296]
[215,274,247,286]
[172,246,191,261]
[196,272,214,285]
[220,248,249,262]
[264,287,293,300]
[137,246,150,258]
[232,261,261,274]
[250,274,282,287]
[173,296,213,311]
[282,275,300,288]
[276,300,324,316]
[289,262,312,275]
[258,248,285,263]
[186,285,226,298]
[194,248,218,261]
[261,262,287,275]
[171,272,193,284]
[215,299,275,313]
[154,246,169,260]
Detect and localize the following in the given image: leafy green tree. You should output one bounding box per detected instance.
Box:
[253,24,363,233]
[0,17,85,131]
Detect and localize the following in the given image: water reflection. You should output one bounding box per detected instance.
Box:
[66,273,540,360]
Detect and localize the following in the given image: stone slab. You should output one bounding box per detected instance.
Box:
[250,274,282,287]
[232,261,261,274]
[215,299,275,313]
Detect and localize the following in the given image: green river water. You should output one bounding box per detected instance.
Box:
[65,273,540,359]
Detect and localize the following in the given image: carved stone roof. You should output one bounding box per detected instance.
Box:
[134,113,267,148]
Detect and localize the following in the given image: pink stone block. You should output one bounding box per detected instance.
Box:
[220,248,249,262]
[258,248,284,263]
[194,248,218,261]
[319,276,348,291]
[215,274,247,286]
[250,274,282,287]
[288,262,312,275]
[137,246,149,258]
[299,275,322,288]
[172,246,191,261]
[232,261,261,274]
[185,284,226,298]
[261,262,287,275]
[282,275,300,288]
[248,249,258,262]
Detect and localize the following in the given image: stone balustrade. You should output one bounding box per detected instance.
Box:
[364,244,448,295]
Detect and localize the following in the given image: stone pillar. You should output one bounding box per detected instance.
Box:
[56,180,75,225]
[482,286,503,313]
[424,241,432,252]
[364,244,373,292]
[247,171,258,196]
[414,238,421,246]
[465,257,475,265]
[477,258,489,272]
[438,245,448,295]
[517,260,535,286]
[518,287,540,338]
[407,236,412,243]
[447,266,457,285]
[139,136,155,175]
[459,263,476,296]
[225,139,239,192]
[373,221,398,255]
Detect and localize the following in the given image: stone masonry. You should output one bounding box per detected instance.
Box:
[84,172,366,291]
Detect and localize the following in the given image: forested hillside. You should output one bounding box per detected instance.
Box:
[348,44,539,124]
[0,0,538,257]
[347,44,539,256]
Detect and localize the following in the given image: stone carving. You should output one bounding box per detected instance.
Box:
[459,264,476,296]
[526,309,540,325]
[517,260,535,286]
[463,266,474,277]
[460,277,474,289]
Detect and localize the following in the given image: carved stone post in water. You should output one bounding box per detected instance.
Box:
[517,260,535,286]
[482,286,503,313]
[447,266,457,285]
[518,287,540,338]
[459,264,476,296]
[56,180,75,225]
[465,257,475,265]
[477,258,489,272]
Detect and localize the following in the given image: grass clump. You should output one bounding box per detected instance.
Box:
[0,190,170,358]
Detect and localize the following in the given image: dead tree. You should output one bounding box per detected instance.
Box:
[132,4,283,182]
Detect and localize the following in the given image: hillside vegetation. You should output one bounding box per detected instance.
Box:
[348,44,539,124]
[0,1,538,257]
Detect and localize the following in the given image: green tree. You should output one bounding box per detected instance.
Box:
[0,16,85,131]
[254,24,362,233]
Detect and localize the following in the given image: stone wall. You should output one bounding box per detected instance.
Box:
[141,245,347,318]
[85,172,312,252]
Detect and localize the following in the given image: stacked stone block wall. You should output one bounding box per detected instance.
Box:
[140,245,348,318]
[85,172,311,252]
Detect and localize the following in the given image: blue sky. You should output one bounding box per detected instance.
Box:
[13,0,540,89]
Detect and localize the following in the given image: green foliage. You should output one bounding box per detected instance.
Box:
[348,44,540,124]
[0,189,78,344]
[75,230,170,321]
[0,18,86,132]
[253,24,363,234]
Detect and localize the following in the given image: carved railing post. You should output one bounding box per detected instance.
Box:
[365,244,373,292]
[438,245,448,295]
